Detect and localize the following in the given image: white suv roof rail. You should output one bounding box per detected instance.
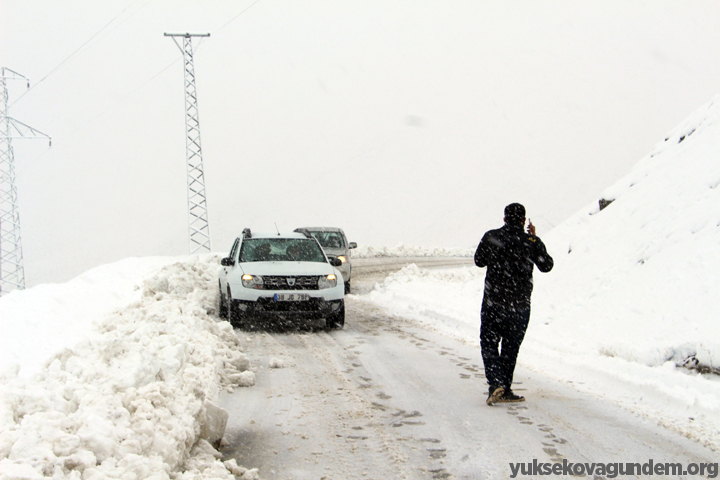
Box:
[293,228,313,239]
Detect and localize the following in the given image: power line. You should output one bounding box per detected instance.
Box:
[10,0,263,111]
[9,0,150,108]
[214,0,265,35]
[11,55,179,178]
[12,0,264,164]
[60,57,180,144]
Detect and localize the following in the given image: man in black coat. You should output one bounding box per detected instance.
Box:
[474,203,554,405]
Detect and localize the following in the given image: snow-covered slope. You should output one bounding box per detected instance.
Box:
[361,95,720,450]
[537,93,720,372]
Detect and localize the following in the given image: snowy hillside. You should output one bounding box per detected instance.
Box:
[361,95,720,450]
[537,93,720,373]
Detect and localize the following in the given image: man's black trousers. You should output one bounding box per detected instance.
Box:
[480,304,531,390]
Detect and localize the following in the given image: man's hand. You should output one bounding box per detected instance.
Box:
[527,219,536,236]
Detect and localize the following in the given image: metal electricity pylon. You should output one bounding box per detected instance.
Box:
[0,67,51,296]
[165,33,212,254]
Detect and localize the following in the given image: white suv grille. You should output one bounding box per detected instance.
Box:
[262,276,319,290]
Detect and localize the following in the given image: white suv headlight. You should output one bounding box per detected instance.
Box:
[242,274,264,289]
[317,274,337,289]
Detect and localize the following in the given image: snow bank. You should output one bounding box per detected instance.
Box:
[0,257,179,379]
[358,95,720,450]
[0,256,258,479]
[363,263,484,340]
[351,243,473,259]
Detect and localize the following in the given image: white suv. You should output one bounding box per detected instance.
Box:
[218,229,345,330]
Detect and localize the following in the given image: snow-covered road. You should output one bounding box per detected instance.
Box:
[218,261,717,480]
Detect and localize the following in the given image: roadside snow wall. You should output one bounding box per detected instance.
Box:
[0,256,258,479]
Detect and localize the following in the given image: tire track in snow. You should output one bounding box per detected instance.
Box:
[220,320,422,479]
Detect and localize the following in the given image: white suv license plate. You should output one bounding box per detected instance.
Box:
[274,293,310,302]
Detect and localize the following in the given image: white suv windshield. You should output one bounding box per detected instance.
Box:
[309,232,345,249]
[239,238,326,263]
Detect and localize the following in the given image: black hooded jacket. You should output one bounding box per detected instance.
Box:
[474,223,554,310]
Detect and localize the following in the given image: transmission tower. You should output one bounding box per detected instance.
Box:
[0,67,51,296]
[165,33,212,254]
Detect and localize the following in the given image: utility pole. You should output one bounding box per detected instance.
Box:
[0,67,51,296]
[164,33,212,254]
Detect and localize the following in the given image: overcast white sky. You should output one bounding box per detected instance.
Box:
[2,0,720,287]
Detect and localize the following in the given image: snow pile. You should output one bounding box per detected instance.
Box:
[364,263,484,339]
[0,256,259,480]
[351,244,472,259]
[268,358,285,369]
[0,257,179,379]
[359,95,720,450]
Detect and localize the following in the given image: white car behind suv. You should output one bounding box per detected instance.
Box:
[218,229,345,330]
[295,227,357,293]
